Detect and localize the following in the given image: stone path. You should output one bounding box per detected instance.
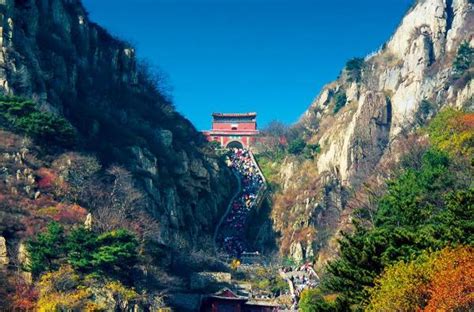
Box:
[214,148,267,259]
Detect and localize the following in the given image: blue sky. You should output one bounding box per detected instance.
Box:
[82,0,413,130]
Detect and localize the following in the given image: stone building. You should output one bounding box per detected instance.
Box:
[202,113,260,149]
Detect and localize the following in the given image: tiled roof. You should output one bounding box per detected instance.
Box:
[212,112,257,118]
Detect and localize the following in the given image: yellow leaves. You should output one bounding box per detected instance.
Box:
[427,108,474,157]
[38,265,80,293]
[366,246,474,312]
[36,206,59,216]
[423,247,474,312]
[37,266,90,311]
[37,288,91,312]
[84,302,107,312]
[37,266,139,310]
[230,259,241,270]
[104,281,138,301]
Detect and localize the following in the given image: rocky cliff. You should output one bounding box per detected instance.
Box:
[0,0,233,247]
[271,0,473,266]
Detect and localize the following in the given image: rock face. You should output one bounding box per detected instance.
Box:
[273,0,473,265]
[0,0,233,246]
[0,236,8,267]
[190,272,232,291]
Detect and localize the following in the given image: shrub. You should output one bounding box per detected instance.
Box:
[9,276,38,310]
[299,289,336,312]
[28,224,140,281]
[427,108,474,157]
[367,246,474,312]
[303,143,321,159]
[324,147,472,308]
[104,281,138,301]
[37,266,91,312]
[333,90,347,114]
[288,138,306,155]
[15,112,77,147]
[26,222,66,277]
[345,57,365,82]
[89,229,139,277]
[37,168,58,190]
[424,246,474,311]
[0,97,77,147]
[453,41,473,77]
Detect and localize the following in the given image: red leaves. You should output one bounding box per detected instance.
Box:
[9,276,38,310]
[53,204,88,224]
[424,247,474,311]
[36,168,57,189]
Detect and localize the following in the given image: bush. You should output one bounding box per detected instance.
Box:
[453,41,473,77]
[288,138,306,155]
[299,289,336,312]
[91,229,140,277]
[324,147,472,309]
[28,224,140,281]
[0,97,77,147]
[367,246,474,312]
[427,108,474,157]
[15,112,77,147]
[333,91,347,114]
[303,143,321,159]
[26,222,66,277]
[345,57,365,82]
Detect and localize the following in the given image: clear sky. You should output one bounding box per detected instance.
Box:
[82,0,413,130]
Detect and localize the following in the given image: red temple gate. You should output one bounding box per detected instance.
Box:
[202,112,259,149]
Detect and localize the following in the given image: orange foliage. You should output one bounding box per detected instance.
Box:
[9,277,38,310]
[37,168,57,189]
[53,204,88,224]
[459,113,474,129]
[423,246,474,312]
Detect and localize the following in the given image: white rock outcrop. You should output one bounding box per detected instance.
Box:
[279,0,473,263]
[0,236,8,267]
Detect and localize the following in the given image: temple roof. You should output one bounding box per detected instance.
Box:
[212,112,257,118]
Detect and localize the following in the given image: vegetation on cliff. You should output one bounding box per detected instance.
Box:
[299,109,474,311]
[1,0,235,308]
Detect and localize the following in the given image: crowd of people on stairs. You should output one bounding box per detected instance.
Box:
[280,263,320,309]
[217,148,265,258]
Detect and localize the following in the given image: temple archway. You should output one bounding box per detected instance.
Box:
[226,140,244,149]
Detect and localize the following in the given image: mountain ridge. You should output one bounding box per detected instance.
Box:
[269,0,473,266]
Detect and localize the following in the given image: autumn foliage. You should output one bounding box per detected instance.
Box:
[427,108,474,157]
[367,246,474,312]
[424,247,474,311]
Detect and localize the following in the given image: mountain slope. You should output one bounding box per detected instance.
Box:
[270,0,473,266]
[0,0,234,245]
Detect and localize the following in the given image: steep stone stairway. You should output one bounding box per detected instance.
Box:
[214,148,267,260]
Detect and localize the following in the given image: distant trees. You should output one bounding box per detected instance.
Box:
[427,108,474,157]
[367,246,474,312]
[333,90,347,114]
[0,97,77,148]
[258,120,289,153]
[27,222,66,277]
[304,109,474,310]
[453,41,473,77]
[27,223,139,280]
[345,57,365,82]
[288,138,306,155]
[299,289,336,312]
